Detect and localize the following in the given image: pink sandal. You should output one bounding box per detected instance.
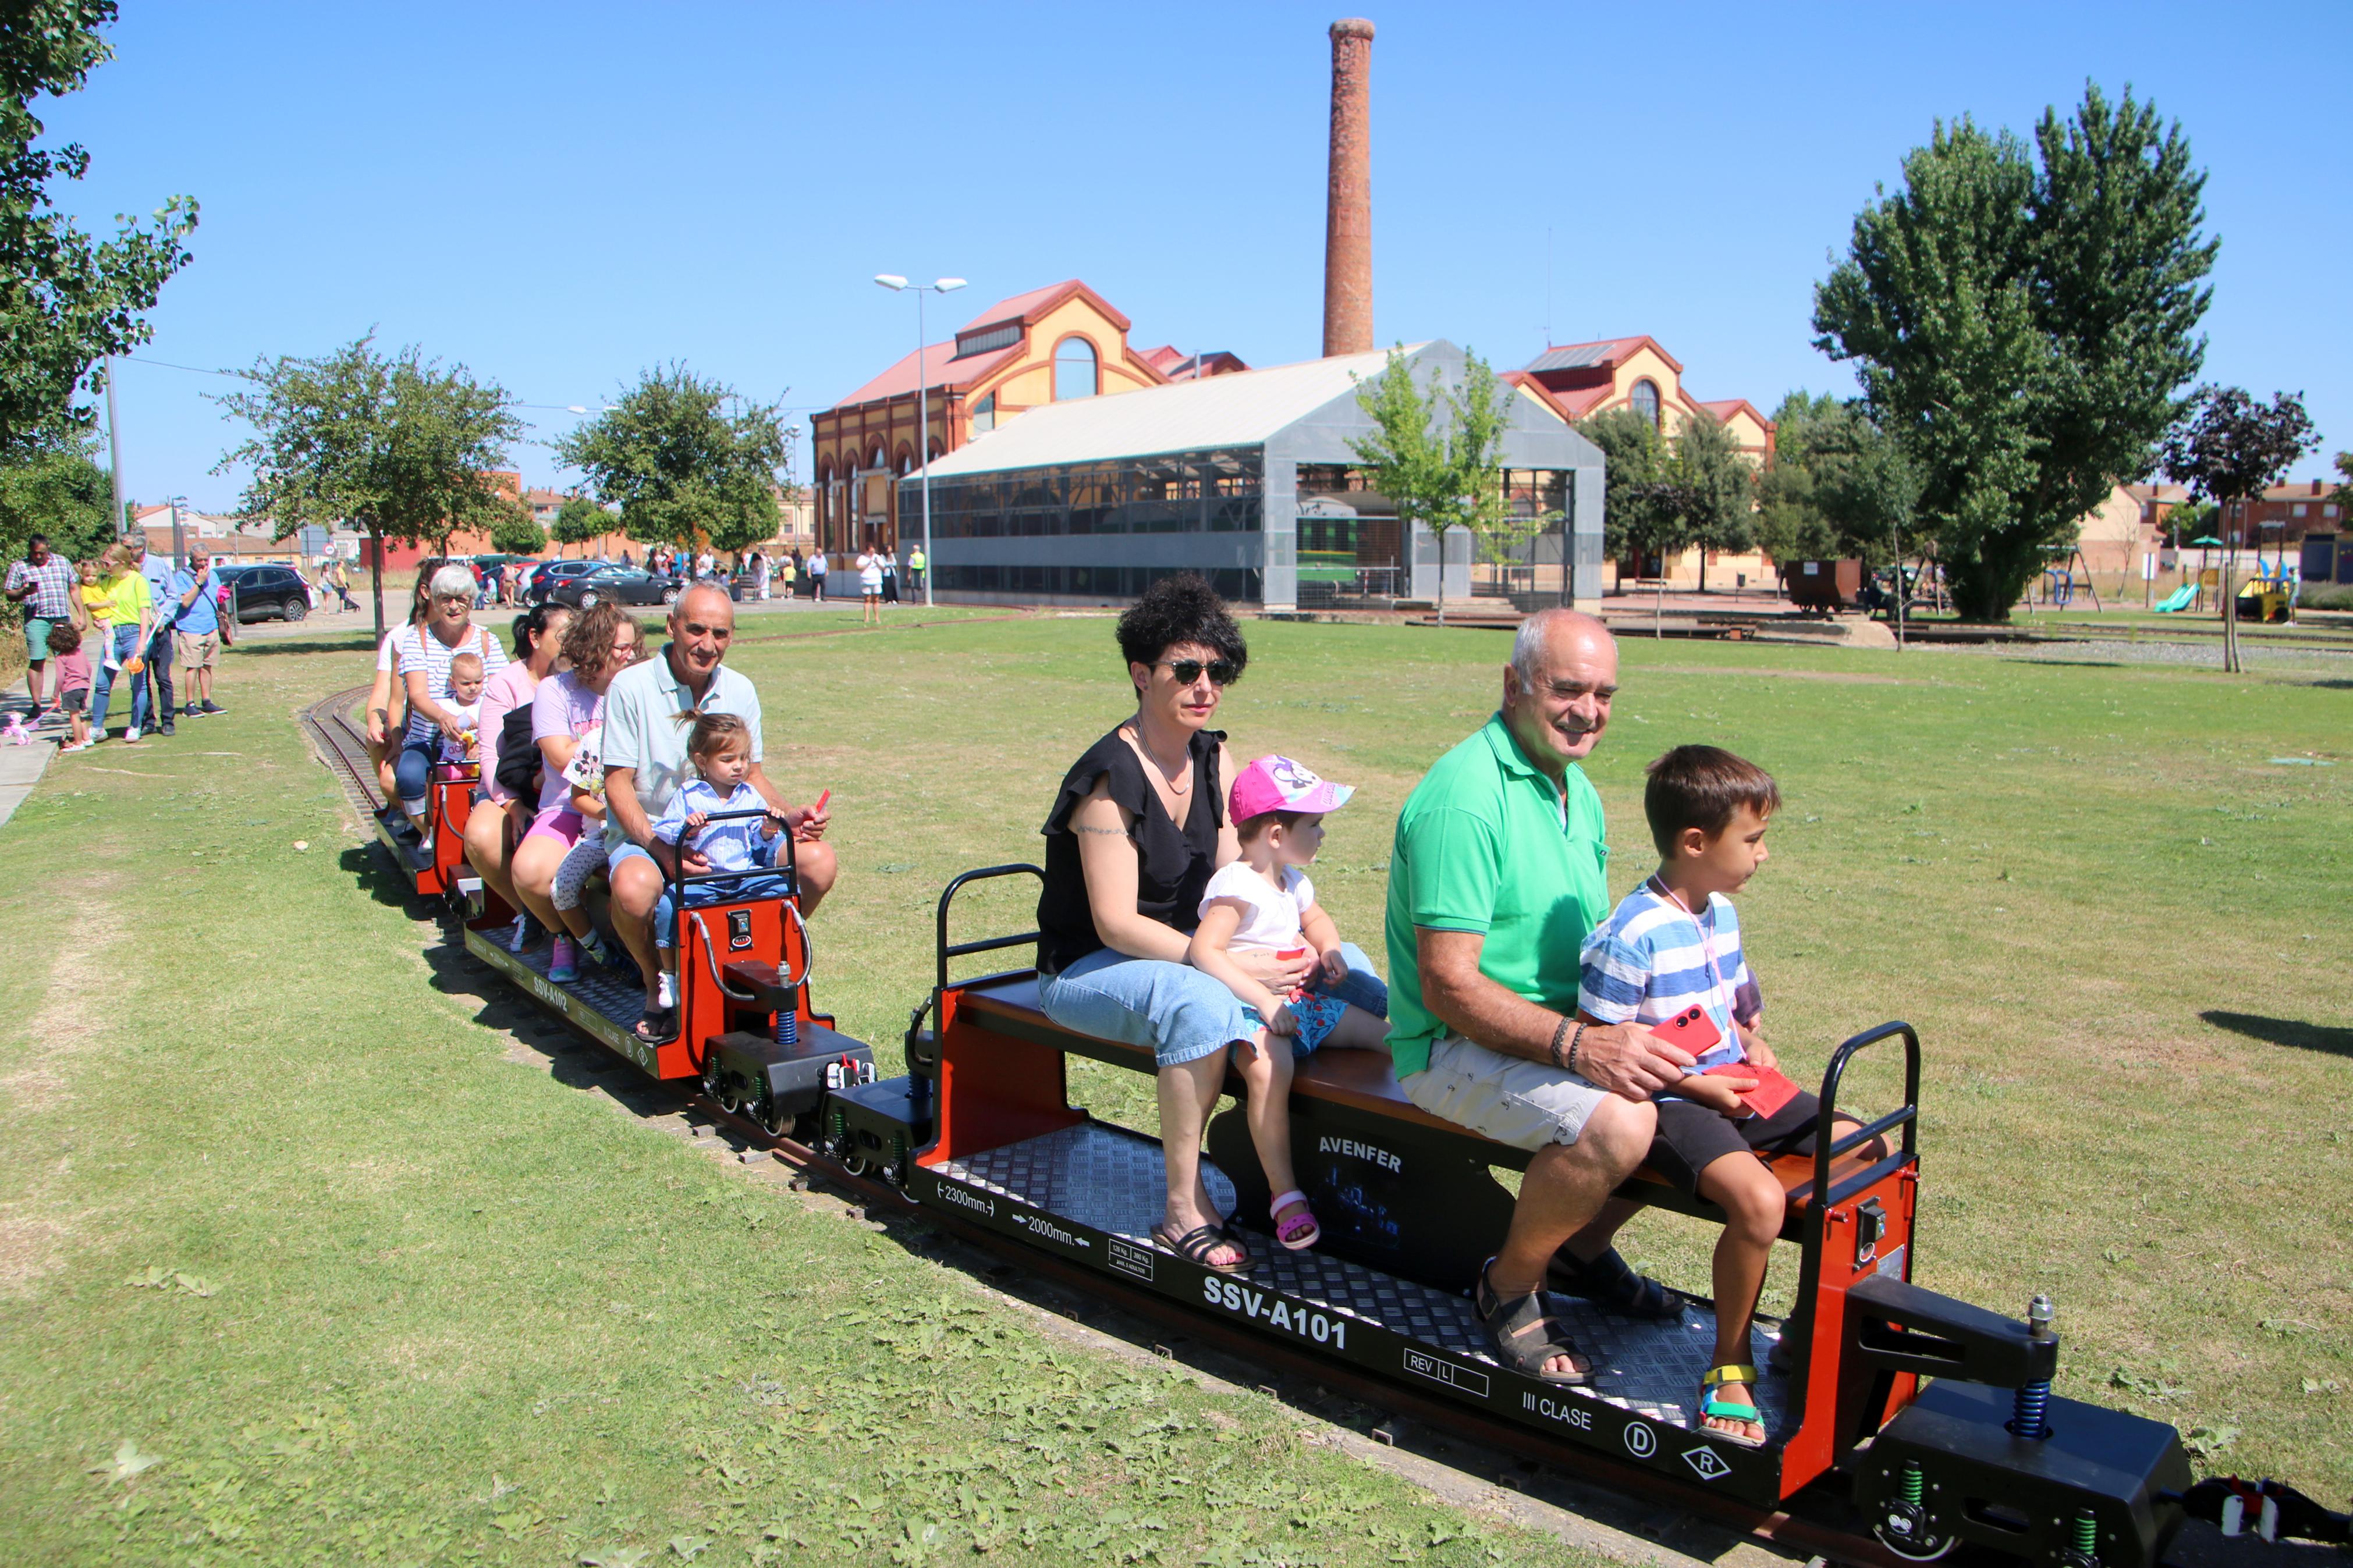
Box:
[1269,1189,1321,1251]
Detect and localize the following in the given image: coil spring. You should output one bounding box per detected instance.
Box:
[774,994,798,1049]
[1899,1459,1924,1505]
[2010,1380,2052,1439]
[2074,1510,2098,1557]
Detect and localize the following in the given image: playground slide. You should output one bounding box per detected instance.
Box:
[2151,584,2196,613]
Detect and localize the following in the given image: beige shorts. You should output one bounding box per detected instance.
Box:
[1399,1034,1606,1151]
[175,630,219,669]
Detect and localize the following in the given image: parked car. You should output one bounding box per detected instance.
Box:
[524,559,607,604]
[215,562,313,623]
[551,566,682,610]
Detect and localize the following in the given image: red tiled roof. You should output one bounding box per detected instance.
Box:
[957,278,1131,335]
[832,339,1020,408]
[1140,344,1184,373]
[1693,397,1773,436]
[1523,335,1685,377]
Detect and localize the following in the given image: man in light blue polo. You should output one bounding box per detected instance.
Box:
[601,582,836,1044]
[166,546,223,717]
[1385,609,1696,1385]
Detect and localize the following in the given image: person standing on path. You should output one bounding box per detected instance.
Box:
[328,557,358,612]
[855,546,883,625]
[129,536,178,736]
[881,551,900,605]
[166,547,224,718]
[88,544,155,744]
[5,532,75,718]
[806,548,826,602]
[906,543,927,598]
[600,583,835,1043]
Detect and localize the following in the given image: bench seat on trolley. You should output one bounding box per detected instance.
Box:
[954,974,1876,1235]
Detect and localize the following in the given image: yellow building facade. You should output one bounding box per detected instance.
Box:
[809,280,1184,558]
[1511,336,1777,589]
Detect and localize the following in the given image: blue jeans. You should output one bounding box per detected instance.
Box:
[144,624,175,721]
[1036,940,1387,1068]
[89,624,149,734]
[394,734,438,813]
[655,872,794,948]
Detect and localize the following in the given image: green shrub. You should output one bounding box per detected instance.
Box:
[2302,581,2353,612]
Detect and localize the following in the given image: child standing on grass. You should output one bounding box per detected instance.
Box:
[438,651,486,766]
[1187,755,1389,1251]
[1577,745,1878,1449]
[48,620,93,752]
[648,712,793,983]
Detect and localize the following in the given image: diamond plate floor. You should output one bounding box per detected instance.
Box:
[497,924,647,1031]
[938,1120,1790,1435]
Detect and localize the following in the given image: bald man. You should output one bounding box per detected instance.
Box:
[601,582,836,1044]
[1383,609,1694,1384]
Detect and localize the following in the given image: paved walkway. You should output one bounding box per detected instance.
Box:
[0,696,57,831]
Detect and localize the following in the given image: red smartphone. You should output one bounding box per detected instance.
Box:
[1649,1003,1722,1055]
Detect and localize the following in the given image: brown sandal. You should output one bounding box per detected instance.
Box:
[1475,1260,1590,1385]
[1156,1222,1250,1274]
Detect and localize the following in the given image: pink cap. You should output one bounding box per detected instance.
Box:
[1229,754,1354,823]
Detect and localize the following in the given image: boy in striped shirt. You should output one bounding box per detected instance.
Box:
[1577,745,1872,1450]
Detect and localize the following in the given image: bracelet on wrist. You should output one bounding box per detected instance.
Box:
[1548,1015,1573,1069]
[1566,1021,1587,1077]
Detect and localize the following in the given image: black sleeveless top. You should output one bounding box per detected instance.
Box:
[1037,725,1226,975]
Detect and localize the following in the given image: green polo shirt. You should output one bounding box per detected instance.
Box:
[1382,712,1612,1079]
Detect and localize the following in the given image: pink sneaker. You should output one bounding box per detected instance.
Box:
[549,936,581,983]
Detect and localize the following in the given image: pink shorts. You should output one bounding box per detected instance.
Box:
[524,807,585,847]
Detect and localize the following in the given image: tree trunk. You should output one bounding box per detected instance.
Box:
[369,527,385,647]
[2221,535,2241,674]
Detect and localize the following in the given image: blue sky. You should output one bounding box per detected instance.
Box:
[49,0,2351,511]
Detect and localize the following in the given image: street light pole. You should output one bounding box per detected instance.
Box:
[104,356,129,538]
[875,274,967,606]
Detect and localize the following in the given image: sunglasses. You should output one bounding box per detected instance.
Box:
[1158,659,1238,687]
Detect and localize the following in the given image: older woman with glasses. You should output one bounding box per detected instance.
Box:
[1034,574,1383,1275]
[388,563,508,836]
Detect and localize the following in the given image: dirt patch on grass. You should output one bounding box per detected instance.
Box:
[0,1204,74,1300]
[0,895,123,1118]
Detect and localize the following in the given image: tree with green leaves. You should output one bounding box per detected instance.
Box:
[2159,386,2316,672]
[1813,83,2216,620]
[1574,407,1669,570]
[488,497,544,557]
[548,494,609,556]
[1350,347,1517,624]
[0,2,197,457]
[553,365,785,556]
[1666,410,1754,592]
[0,440,111,563]
[213,336,524,644]
[2331,452,2352,523]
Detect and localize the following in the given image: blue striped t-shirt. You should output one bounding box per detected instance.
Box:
[1577,880,1760,1073]
[652,777,775,873]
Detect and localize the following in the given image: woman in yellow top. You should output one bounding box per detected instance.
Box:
[88,543,157,742]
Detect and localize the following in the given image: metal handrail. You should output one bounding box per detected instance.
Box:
[1811,1021,1921,1212]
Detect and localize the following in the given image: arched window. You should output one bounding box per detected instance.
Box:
[971,392,996,434]
[1053,337,1098,401]
[1630,378,1661,430]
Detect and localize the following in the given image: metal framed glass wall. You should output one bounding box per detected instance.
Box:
[904,449,1266,603]
[906,450,1264,539]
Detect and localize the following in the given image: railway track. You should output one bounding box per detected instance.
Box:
[296,684,2334,1568]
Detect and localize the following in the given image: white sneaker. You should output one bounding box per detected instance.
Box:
[123,726,140,743]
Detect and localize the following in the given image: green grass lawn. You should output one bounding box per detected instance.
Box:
[1,607,2347,1565]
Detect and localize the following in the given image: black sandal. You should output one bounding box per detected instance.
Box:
[1475,1260,1590,1385]
[1548,1245,1681,1321]
[634,1004,678,1046]
[1155,1222,1250,1274]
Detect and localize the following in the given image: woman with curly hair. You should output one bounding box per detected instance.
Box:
[1034,574,1383,1274]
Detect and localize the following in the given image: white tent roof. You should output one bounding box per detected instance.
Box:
[915,347,1414,479]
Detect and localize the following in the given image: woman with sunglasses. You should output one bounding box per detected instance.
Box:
[1035,574,1371,1274]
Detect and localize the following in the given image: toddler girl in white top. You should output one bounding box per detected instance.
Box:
[1188,755,1389,1251]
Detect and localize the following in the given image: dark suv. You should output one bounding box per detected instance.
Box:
[217,563,313,623]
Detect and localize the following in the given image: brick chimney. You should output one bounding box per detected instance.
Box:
[1322,18,1375,358]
